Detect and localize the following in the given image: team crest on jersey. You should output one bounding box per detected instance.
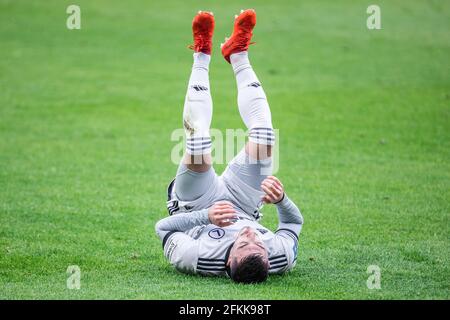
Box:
[208,228,225,239]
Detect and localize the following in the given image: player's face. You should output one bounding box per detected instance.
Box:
[229,227,269,264]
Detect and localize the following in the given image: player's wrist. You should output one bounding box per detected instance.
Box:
[273,192,285,205]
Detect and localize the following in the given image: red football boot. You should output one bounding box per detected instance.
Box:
[189,11,215,55]
[221,9,256,63]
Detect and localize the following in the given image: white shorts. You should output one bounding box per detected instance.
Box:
[166,149,273,220]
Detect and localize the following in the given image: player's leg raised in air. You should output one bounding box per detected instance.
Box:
[172,11,219,205]
[221,9,275,216]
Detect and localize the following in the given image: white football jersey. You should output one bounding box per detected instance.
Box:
[163,216,299,277]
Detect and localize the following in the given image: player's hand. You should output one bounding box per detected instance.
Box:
[208,201,237,227]
[261,176,285,204]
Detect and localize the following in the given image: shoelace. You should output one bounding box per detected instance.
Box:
[188,34,212,52]
[227,33,256,50]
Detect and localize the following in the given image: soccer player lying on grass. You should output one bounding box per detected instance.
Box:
[155,9,303,284]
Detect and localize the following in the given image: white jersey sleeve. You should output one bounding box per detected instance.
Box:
[163,232,199,274]
[155,209,209,274]
[268,231,299,274]
[268,194,303,274]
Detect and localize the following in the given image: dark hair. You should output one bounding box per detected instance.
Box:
[229,254,269,284]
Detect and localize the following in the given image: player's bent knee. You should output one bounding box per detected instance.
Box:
[246,141,272,161]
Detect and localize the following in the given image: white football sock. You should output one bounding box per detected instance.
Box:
[183,52,212,155]
[230,51,274,146]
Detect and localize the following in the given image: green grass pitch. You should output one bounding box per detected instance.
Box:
[0,0,449,299]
